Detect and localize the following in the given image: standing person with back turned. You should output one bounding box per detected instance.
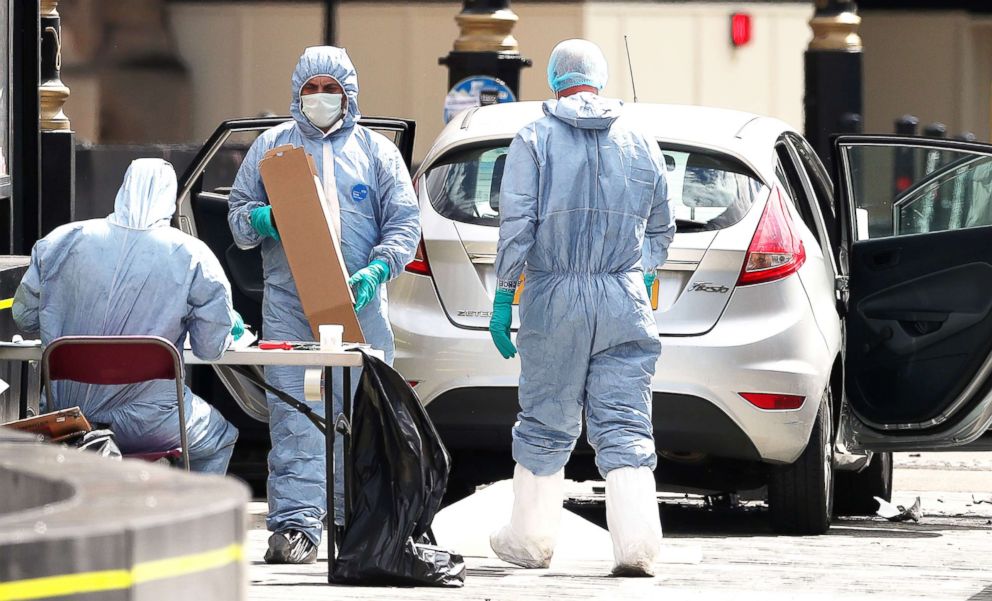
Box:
[13,159,241,474]
[488,39,676,576]
[228,46,420,564]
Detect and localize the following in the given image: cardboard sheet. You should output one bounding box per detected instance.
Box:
[259,145,365,344]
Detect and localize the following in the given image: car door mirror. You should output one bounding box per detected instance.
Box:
[664,154,677,172]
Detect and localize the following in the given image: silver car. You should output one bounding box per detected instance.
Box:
[177,108,992,535]
[387,102,992,534]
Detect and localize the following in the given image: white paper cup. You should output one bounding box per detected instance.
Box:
[319,324,344,350]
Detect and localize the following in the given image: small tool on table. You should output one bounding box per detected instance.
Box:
[258,341,322,351]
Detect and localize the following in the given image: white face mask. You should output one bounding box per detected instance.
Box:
[301,93,344,130]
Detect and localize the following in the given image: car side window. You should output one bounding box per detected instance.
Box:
[774,144,822,245]
[841,144,992,238]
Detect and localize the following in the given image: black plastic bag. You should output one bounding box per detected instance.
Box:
[330,352,466,587]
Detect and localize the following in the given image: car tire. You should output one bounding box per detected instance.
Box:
[767,389,834,535]
[833,451,893,516]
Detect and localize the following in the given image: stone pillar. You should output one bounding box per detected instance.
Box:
[39,0,75,236]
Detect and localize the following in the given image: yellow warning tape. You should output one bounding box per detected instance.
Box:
[0,543,243,601]
[0,298,13,311]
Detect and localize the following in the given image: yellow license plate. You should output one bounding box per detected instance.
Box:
[514,274,659,309]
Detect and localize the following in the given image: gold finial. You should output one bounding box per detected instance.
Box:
[453,7,520,53]
[809,9,862,52]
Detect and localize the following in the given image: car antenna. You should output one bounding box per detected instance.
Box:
[624,35,638,103]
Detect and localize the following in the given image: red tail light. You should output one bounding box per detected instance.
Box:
[739,392,805,411]
[737,187,806,286]
[405,239,432,276]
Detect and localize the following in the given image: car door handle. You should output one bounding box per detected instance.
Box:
[867,249,902,269]
[865,310,949,323]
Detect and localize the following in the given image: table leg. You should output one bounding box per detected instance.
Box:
[18,361,30,419]
[343,367,352,528]
[325,365,335,583]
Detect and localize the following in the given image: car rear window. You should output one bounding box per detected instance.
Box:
[424,142,764,232]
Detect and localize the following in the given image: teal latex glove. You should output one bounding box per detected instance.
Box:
[348,259,390,313]
[489,289,517,359]
[644,271,657,295]
[249,206,280,241]
[231,311,245,341]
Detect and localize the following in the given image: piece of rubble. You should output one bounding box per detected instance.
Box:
[874,496,922,522]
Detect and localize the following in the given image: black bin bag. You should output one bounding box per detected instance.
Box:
[331,352,466,587]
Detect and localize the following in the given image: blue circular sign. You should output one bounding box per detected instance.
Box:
[443,76,516,124]
[351,183,370,202]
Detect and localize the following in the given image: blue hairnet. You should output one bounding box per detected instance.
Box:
[547,39,609,93]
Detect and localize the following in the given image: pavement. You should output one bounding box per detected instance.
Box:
[245,453,992,600]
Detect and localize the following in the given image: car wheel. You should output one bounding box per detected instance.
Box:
[767,389,834,535]
[833,451,893,516]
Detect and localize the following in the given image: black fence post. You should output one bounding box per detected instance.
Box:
[804,0,863,168]
[11,0,39,254]
[923,122,947,139]
[893,114,918,196]
[439,1,531,124]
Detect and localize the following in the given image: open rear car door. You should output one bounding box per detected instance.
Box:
[175,116,416,423]
[835,135,992,451]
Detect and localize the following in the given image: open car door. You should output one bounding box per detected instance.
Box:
[175,116,416,423]
[835,135,992,451]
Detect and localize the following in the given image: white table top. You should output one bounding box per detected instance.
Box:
[0,343,368,368]
[185,347,366,367]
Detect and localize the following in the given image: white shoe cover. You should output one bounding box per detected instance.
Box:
[606,466,662,577]
[490,464,565,568]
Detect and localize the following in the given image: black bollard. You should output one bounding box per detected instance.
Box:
[893,115,919,196]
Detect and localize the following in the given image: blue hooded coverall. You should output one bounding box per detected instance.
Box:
[13,159,240,474]
[228,47,420,545]
[495,93,676,478]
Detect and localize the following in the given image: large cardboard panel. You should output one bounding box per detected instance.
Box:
[258,145,365,344]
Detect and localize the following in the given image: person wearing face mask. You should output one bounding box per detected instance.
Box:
[228,46,420,564]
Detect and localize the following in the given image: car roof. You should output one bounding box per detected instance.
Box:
[419,101,797,185]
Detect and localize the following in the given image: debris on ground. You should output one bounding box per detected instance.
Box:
[971,494,992,505]
[704,493,740,510]
[875,496,922,522]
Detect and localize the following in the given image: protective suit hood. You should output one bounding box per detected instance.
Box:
[543,93,622,130]
[107,159,177,229]
[291,46,362,139]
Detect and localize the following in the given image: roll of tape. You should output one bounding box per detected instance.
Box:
[303,368,324,402]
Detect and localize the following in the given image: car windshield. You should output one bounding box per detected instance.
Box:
[424,142,765,232]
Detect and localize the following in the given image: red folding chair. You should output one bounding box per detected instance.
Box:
[41,336,191,471]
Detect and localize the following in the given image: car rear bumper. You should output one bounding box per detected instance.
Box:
[391,273,834,466]
[426,387,760,461]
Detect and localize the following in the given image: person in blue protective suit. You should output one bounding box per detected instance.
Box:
[489,39,676,577]
[228,46,420,565]
[13,159,241,474]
